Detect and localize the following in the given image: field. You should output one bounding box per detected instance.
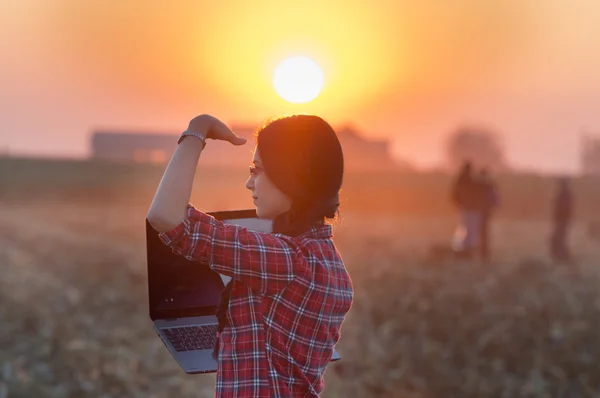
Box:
[1,157,600,398]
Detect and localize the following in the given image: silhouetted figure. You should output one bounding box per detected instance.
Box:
[550,177,573,262]
[451,161,481,258]
[476,168,499,261]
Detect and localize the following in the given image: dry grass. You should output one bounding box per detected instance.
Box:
[1,157,600,397]
[327,216,600,397]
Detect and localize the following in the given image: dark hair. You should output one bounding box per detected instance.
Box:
[256,114,344,236]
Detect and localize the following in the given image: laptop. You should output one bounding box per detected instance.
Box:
[146,209,340,374]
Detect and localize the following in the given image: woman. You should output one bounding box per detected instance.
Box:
[147,114,354,397]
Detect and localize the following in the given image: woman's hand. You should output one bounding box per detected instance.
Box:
[186,114,247,146]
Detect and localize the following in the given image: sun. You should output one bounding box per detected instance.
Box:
[273,56,325,104]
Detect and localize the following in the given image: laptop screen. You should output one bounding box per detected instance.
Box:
[146,209,272,320]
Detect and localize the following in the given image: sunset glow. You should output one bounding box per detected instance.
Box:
[1,1,600,172]
[273,56,324,104]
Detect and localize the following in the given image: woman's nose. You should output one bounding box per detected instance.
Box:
[245,176,254,191]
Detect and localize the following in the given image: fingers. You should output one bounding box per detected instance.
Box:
[229,136,247,146]
[189,114,247,146]
[215,124,247,145]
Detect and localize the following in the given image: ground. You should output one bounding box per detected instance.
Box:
[1,158,600,397]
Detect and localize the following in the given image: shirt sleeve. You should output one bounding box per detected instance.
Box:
[158,204,306,295]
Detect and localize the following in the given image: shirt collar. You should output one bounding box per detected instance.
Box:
[297,223,333,240]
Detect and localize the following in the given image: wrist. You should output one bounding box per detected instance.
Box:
[178,130,207,148]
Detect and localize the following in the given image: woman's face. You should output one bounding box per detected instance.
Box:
[245,148,292,220]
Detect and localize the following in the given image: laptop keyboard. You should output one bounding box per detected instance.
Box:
[162,324,219,352]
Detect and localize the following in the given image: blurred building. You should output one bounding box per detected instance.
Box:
[91,127,256,167]
[90,125,407,171]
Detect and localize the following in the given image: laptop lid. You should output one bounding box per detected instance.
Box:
[146,209,272,321]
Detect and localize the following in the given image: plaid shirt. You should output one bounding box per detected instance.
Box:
[158,204,354,397]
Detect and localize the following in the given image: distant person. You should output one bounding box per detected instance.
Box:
[450,161,480,258]
[147,114,353,396]
[550,177,573,262]
[476,168,500,261]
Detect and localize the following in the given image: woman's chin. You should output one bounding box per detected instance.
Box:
[255,208,273,220]
[255,207,265,219]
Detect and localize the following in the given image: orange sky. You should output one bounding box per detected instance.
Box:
[1,0,599,173]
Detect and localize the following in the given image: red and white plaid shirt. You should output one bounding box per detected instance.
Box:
[158,204,354,397]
